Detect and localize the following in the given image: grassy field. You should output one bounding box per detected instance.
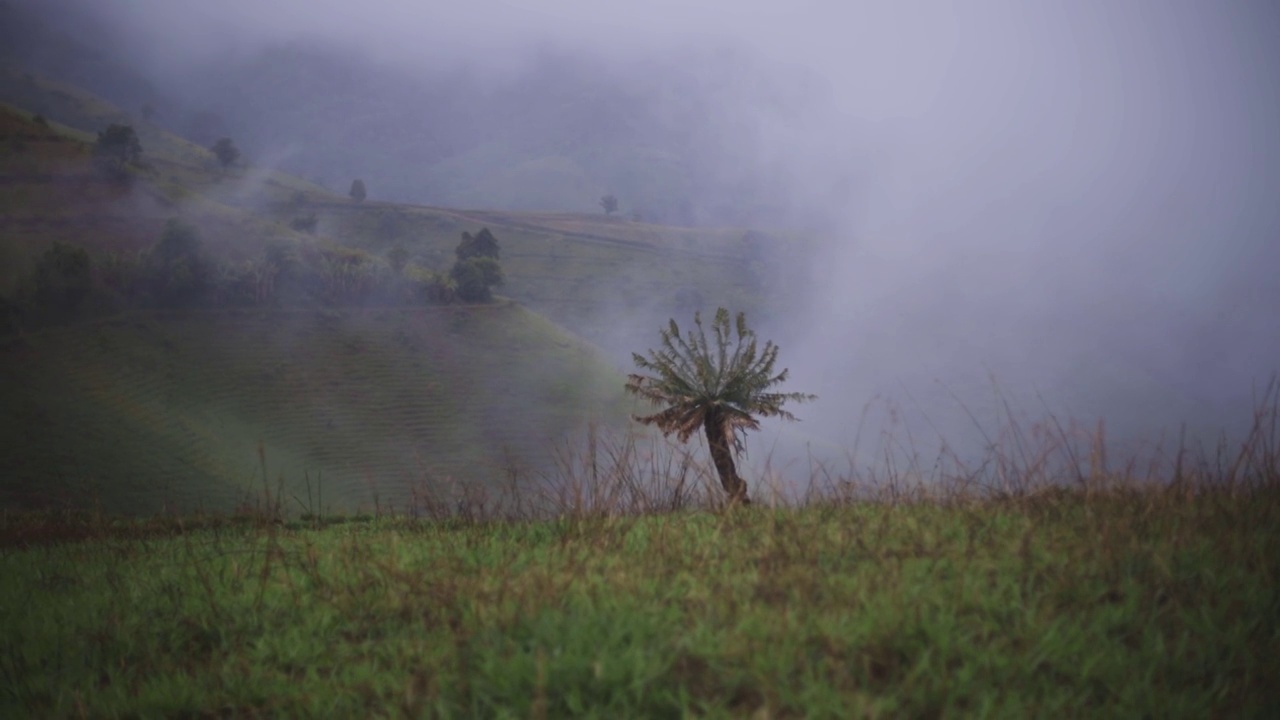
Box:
[1,462,1276,717]
[0,303,628,516]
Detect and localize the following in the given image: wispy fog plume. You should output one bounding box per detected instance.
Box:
[30,0,1280,464]
[776,2,1280,461]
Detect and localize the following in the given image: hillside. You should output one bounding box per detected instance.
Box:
[0,86,327,296]
[0,75,801,515]
[0,303,625,514]
[0,0,850,228]
[0,76,801,349]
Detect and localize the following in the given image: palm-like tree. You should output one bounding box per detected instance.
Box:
[625,308,815,504]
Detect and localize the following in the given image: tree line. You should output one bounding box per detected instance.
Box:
[2,221,507,334]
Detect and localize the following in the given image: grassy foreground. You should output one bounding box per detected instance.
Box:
[2,478,1277,718]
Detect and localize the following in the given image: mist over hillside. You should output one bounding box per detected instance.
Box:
[1,0,865,229]
[3,0,1279,483]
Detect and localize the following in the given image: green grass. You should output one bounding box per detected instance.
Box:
[0,304,629,515]
[1,478,1276,718]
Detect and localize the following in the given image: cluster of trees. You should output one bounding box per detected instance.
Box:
[3,223,509,333]
[92,123,245,180]
[92,124,143,183]
[3,219,208,329]
[450,228,503,302]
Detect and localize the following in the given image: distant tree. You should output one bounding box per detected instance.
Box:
[211,137,240,169]
[349,179,367,202]
[145,219,210,307]
[450,228,502,302]
[455,228,500,262]
[93,124,143,183]
[600,194,619,216]
[32,114,49,128]
[625,308,815,505]
[32,243,93,316]
[141,103,156,123]
[450,257,502,303]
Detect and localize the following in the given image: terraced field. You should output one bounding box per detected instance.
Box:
[0,304,628,515]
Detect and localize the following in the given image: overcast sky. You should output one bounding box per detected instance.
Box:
[58,0,1280,464]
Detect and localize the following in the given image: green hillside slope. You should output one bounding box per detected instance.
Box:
[0,101,324,298]
[0,303,626,514]
[0,75,805,515]
[0,76,801,345]
[274,199,778,338]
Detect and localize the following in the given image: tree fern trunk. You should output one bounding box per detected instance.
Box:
[704,412,750,505]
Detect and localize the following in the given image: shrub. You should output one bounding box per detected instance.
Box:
[214,257,281,307]
[143,219,211,307]
[211,138,240,169]
[349,179,367,203]
[93,124,142,183]
[266,241,319,306]
[405,264,456,304]
[316,246,382,304]
[449,228,503,303]
[450,257,502,303]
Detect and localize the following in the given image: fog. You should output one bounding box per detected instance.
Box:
[12,0,1280,475]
